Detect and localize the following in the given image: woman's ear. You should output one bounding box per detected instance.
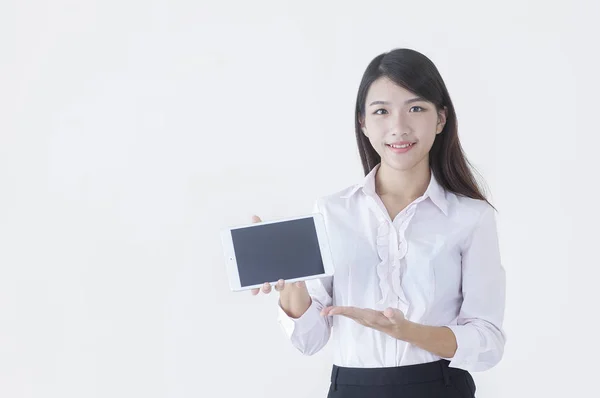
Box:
[360,117,368,137]
[436,107,448,134]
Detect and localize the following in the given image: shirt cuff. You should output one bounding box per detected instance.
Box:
[444,324,482,369]
[277,298,322,337]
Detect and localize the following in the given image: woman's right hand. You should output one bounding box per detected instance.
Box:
[249,215,312,318]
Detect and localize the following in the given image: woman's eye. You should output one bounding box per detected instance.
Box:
[409,106,424,112]
[374,109,388,115]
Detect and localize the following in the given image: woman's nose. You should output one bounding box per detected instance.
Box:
[389,113,410,134]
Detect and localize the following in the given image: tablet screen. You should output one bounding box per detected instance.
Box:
[231,217,325,287]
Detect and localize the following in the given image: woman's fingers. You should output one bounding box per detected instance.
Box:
[250,282,277,295]
[251,280,306,295]
[261,282,272,294]
[250,284,272,295]
[274,279,285,291]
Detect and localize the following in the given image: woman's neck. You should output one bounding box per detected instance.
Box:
[375,160,431,203]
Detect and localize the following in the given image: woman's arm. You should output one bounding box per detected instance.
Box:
[437,204,506,371]
[397,322,458,359]
[277,276,333,355]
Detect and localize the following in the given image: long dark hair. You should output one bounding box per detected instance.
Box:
[354,48,493,207]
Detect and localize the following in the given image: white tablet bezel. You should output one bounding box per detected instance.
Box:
[220,213,334,292]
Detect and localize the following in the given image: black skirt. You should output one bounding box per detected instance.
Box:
[327,359,476,398]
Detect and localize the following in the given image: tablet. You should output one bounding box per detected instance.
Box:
[221,213,335,291]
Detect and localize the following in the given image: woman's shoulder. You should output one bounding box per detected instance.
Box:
[313,183,362,212]
[447,192,497,225]
[451,193,493,210]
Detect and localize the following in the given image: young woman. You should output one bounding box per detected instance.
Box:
[252,48,506,398]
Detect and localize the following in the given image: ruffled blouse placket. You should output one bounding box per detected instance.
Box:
[366,195,427,314]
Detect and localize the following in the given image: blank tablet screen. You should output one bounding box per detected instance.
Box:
[231,217,325,287]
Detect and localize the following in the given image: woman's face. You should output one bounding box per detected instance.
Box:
[360,77,446,172]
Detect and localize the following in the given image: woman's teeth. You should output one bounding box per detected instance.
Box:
[388,143,414,148]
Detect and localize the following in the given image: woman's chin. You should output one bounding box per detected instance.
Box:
[381,155,428,173]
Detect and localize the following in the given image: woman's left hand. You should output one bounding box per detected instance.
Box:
[321,306,409,340]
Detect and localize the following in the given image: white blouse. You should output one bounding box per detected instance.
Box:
[277,164,506,372]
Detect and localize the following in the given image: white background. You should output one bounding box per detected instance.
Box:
[1,1,599,397]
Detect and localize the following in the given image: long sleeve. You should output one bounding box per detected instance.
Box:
[277,275,333,355]
[445,204,507,372]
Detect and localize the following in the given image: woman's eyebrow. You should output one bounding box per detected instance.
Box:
[405,97,426,104]
[368,97,426,107]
